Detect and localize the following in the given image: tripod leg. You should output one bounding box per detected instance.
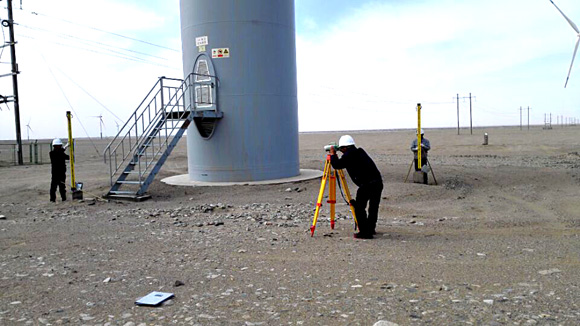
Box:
[311,157,331,236]
[328,169,336,230]
[337,169,358,231]
[427,159,438,185]
[404,159,414,183]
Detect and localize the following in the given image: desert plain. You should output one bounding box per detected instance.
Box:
[0,125,579,325]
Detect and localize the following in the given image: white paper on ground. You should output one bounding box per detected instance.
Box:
[135,291,174,306]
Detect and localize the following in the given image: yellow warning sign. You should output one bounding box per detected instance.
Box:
[212,48,230,58]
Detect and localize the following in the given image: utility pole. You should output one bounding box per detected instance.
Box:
[519,106,522,130]
[469,93,473,135]
[455,93,459,135]
[3,0,23,165]
[454,93,475,135]
[527,106,530,130]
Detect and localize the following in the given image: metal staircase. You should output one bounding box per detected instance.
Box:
[103,74,221,201]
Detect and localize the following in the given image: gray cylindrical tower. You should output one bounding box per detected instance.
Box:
[180,0,299,182]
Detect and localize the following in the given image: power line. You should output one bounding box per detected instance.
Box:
[22,9,179,52]
[19,34,180,70]
[54,66,124,123]
[41,53,101,155]
[17,23,172,62]
[0,13,6,62]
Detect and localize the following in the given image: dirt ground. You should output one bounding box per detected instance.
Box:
[0,126,579,326]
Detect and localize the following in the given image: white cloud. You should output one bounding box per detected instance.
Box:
[297,0,580,132]
[0,0,182,141]
[1,0,579,140]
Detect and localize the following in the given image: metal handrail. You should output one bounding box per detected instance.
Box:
[104,77,187,187]
[130,83,189,183]
[103,73,216,192]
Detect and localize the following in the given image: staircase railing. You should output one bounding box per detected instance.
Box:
[103,76,187,189]
[103,72,221,199]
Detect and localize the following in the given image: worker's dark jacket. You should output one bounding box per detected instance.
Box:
[50,148,69,177]
[330,147,382,187]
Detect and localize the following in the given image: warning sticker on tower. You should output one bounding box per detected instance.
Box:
[212,48,230,58]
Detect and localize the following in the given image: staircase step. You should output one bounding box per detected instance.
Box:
[129,161,158,165]
[108,190,137,195]
[116,180,143,185]
[104,193,152,202]
[166,111,190,120]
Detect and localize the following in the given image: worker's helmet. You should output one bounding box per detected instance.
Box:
[338,135,356,147]
[52,138,63,146]
[417,129,425,135]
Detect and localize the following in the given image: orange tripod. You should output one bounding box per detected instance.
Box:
[310,154,357,236]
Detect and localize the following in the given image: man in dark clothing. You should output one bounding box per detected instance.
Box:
[329,135,383,239]
[49,138,69,202]
[410,129,431,185]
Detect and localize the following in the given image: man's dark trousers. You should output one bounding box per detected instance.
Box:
[414,159,428,184]
[50,174,67,202]
[354,181,383,235]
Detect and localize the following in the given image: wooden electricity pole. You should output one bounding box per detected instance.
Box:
[519,106,522,130]
[3,0,23,165]
[455,93,459,135]
[527,106,530,130]
[469,93,473,135]
[455,93,475,135]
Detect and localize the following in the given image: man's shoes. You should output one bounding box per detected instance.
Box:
[353,232,373,239]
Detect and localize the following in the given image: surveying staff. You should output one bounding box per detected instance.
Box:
[49,138,69,202]
[329,135,383,239]
[410,129,431,185]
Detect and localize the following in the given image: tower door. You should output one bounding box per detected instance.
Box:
[191,53,222,138]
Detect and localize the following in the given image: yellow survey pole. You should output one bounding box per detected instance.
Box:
[66,111,77,191]
[417,103,422,168]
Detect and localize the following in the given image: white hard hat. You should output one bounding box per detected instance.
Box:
[338,135,355,147]
[417,129,425,135]
[52,138,63,146]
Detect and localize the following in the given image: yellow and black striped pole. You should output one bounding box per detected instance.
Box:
[66,111,76,191]
[417,103,422,168]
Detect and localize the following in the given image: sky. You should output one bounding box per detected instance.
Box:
[0,0,579,141]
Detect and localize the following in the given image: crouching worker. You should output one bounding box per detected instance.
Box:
[49,138,69,202]
[329,135,383,239]
[410,129,431,185]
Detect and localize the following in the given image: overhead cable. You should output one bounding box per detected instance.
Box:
[41,53,101,155]
[23,9,179,52]
[55,67,124,123]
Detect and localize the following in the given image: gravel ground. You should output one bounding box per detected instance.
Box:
[0,126,579,325]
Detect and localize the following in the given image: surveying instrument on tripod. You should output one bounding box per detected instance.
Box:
[310,143,358,237]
